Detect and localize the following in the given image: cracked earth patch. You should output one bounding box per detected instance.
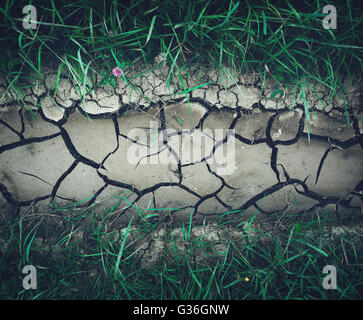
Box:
[0,67,362,227]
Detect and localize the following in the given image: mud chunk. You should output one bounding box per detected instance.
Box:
[253,128,264,140]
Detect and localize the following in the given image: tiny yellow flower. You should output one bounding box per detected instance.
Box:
[245,277,250,282]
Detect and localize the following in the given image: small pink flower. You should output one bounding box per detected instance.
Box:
[112,67,123,77]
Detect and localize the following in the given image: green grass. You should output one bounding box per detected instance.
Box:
[0,195,362,300]
[0,0,362,300]
[0,0,362,118]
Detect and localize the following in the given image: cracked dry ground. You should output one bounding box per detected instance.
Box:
[0,68,362,227]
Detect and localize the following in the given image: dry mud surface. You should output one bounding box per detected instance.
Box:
[0,66,362,226]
